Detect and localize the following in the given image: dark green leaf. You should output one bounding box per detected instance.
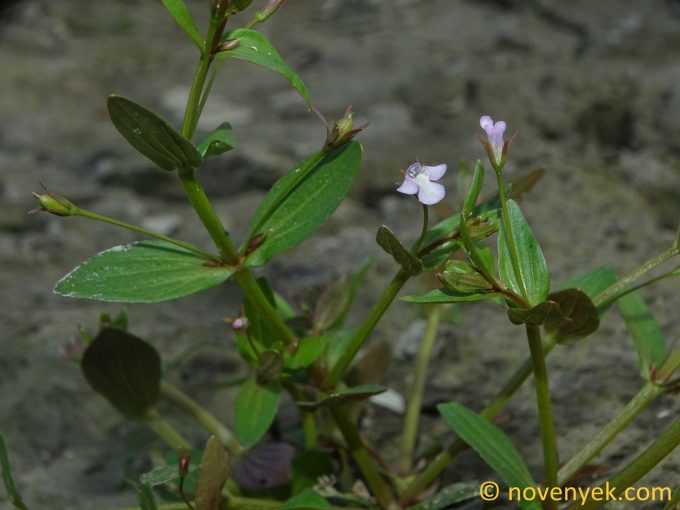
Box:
[55,240,234,303]
[618,291,667,379]
[345,341,391,387]
[226,0,253,14]
[438,403,541,510]
[546,289,600,341]
[196,122,235,158]
[296,384,385,411]
[195,436,230,510]
[402,288,500,304]
[257,349,283,383]
[508,300,566,326]
[136,484,159,510]
[234,378,281,448]
[376,226,423,276]
[107,95,202,171]
[81,328,161,418]
[462,160,485,218]
[497,200,549,306]
[0,431,30,510]
[216,29,311,105]
[286,337,329,370]
[161,0,204,50]
[292,451,334,494]
[244,143,362,267]
[313,277,352,333]
[411,482,479,510]
[281,489,330,510]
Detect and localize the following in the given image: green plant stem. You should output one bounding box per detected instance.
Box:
[159,381,242,454]
[563,416,680,510]
[325,204,430,389]
[495,170,528,300]
[399,333,559,503]
[595,244,680,310]
[142,408,192,450]
[283,381,318,449]
[399,304,442,472]
[657,348,680,381]
[330,407,394,509]
[0,431,30,510]
[526,324,558,507]
[558,382,662,486]
[73,208,217,260]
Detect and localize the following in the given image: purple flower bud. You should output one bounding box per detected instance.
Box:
[396,162,447,205]
[480,115,507,166]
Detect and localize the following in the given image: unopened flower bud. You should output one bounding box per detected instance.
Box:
[250,0,287,25]
[216,38,240,53]
[32,183,78,216]
[323,106,367,152]
[178,449,191,477]
[439,260,492,292]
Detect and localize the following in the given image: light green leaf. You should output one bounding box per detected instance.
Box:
[618,291,667,379]
[286,337,329,370]
[402,288,500,304]
[161,0,204,50]
[281,489,330,510]
[81,328,161,418]
[462,160,485,218]
[411,482,478,510]
[140,464,194,487]
[234,378,281,449]
[497,200,549,306]
[196,436,230,510]
[216,29,311,105]
[296,384,385,411]
[55,240,234,303]
[244,143,362,267]
[196,122,235,158]
[107,95,202,171]
[438,403,541,510]
[558,266,617,299]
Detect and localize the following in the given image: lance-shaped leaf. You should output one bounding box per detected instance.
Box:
[545,288,600,341]
[136,484,159,510]
[161,0,204,50]
[55,240,234,303]
[196,122,236,158]
[107,95,202,171]
[81,328,161,418]
[376,226,423,276]
[411,483,479,510]
[216,29,311,106]
[234,378,282,449]
[559,266,617,300]
[438,403,541,510]
[0,431,29,510]
[507,300,566,326]
[244,142,362,267]
[313,276,352,333]
[497,200,549,306]
[618,291,667,379]
[195,436,230,510]
[296,384,385,411]
[402,288,500,304]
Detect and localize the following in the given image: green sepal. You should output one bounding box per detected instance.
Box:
[196,122,235,158]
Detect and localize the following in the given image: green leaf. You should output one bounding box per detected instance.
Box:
[313,277,352,333]
[226,0,253,14]
[55,240,234,303]
[107,95,202,171]
[0,431,30,510]
[234,378,281,448]
[292,451,334,494]
[618,291,667,379]
[420,240,464,270]
[546,289,600,341]
[438,403,541,510]
[376,226,423,276]
[411,482,478,510]
[195,436,230,510]
[196,122,235,158]
[244,143,362,267]
[497,200,549,306]
[462,160,485,218]
[81,328,161,418]
[216,29,311,105]
[286,337,329,370]
[402,288,500,304]
[331,260,372,328]
[281,489,330,510]
[160,0,204,50]
[136,484,159,510]
[140,464,195,487]
[296,384,385,411]
[507,300,566,326]
[558,266,617,301]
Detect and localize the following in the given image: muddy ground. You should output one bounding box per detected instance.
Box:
[1,0,679,509]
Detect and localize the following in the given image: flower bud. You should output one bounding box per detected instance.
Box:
[32,185,78,216]
[439,260,492,292]
[215,38,240,53]
[251,0,287,25]
[178,448,191,477]
[323,106,367,152]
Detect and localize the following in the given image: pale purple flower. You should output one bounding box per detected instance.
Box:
[480,115,507,165]
[396,162,447,205]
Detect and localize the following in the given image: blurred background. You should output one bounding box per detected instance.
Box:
[1,0,679,508]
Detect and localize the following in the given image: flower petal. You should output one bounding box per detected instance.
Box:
[480,115,494,131]
[397,177,418,195]
[422,163,447,181]
[417,181,445,205]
